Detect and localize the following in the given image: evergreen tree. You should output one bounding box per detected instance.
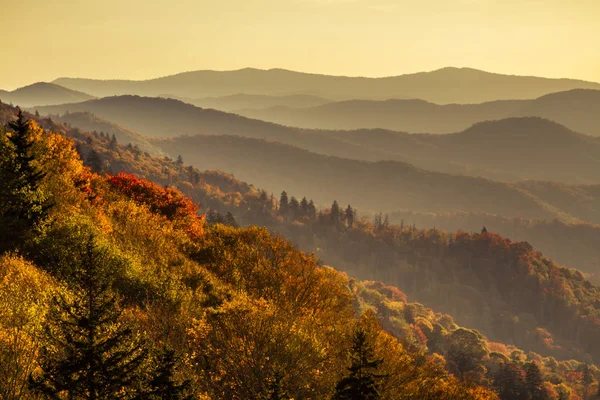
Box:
[344,205,354,228]
[109,134,118,150]
[330,200,341,227]
[87,150,105,174]
[307,200,317,220]
[493,362,526,400]
[279,191,289,216]
[333,328,383,400]
[224,211,238,228]
[289,196,300,220]
[176,155,184,167]
[144,348,193,400]
[0,111,52,252]
[300,197,309,218]
[525,362,546,400]
[29,234,149,399]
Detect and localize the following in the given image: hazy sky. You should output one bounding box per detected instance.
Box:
[2,0,599,90]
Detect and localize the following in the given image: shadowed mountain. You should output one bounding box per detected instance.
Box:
[52,67,600,104]
[152,134,578,221]
[163,93,333,112]
[53,111,164,156]
[34,96,600,185]
[240,89,600,136]
[0,82,94,107]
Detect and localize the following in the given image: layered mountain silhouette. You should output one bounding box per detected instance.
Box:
[154,134,568,220]
[34,95,600,185]
[163,93,332,112]
[239,89,600,136]
[52,67,600,104]
[0,82,94,107]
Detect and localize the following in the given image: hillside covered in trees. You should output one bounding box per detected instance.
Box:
[0,109,504,398]
[4,103,600,399]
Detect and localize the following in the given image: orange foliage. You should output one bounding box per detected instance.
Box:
[106,172,204,239]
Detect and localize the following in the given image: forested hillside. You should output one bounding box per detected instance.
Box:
[5,103,600,398]
[0,109,501,398]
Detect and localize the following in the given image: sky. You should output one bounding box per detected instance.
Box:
[1,0,599,90]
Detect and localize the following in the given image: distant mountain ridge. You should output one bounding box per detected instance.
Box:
[52,67,600,104]
[162,93,333,112]
[239,89,600,136]
[33,95,600,185]
[0,82,94,107]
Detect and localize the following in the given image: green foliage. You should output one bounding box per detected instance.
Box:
[29,233,148,399]
[0,111,52,252]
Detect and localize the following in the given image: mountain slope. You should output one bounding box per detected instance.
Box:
[53,111,164,156]
[33,96,600,185]
[154,134,572,220]
[0,82,94,107]
[240,89,600,136]
[52,67,600,104]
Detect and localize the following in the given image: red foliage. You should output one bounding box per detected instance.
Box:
[106,173,204,238]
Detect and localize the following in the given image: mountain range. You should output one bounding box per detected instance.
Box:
[52,67,600,104]
[239,89,600,136]
[33,95,600,185]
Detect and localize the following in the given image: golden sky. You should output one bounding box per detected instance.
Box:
[2,0,599,90]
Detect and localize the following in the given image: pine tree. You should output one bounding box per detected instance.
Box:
[29,234,148,399]
[109,134,118,150]
[0,111,52,252]
[299,197,309,218]
[330,200,341,227]
[344,205,354,228]
[333,328,383,400]
[144,348,193,400]
[176,155,184,167]
[224,211,238,228]
[279,191,289,216]
[308,199,317,220]
[87,150,105,174]
[525,362,546,400]
[289,196,300,220]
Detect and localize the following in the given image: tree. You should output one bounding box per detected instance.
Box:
[144,348,193,400]
[87,149,104,174]
[307,200,317,220]
[109,134,118,150]
[0,111,52,252]
[493,361,526,400]
[330,200,341,226]
[289,196,300,220]
[333,327,383,400]
[300,197,309,218]
[176,155,184,167]
[345,205,354,228]
[224,211,239,228]
[525,362,547,400]
[29,234,148,399]
[279,191,289,216]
